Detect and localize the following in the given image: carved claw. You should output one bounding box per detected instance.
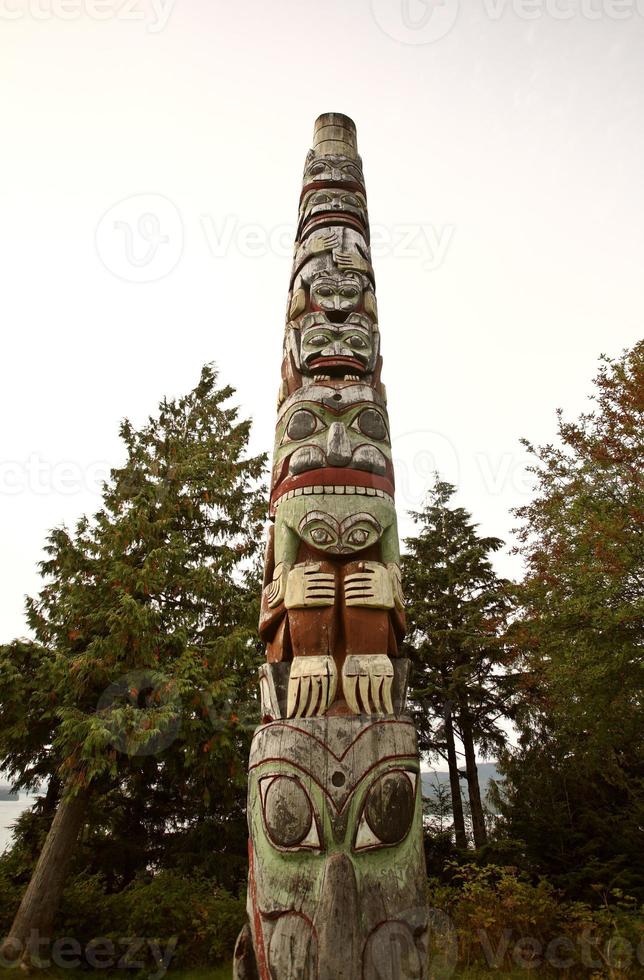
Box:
[343,655,394,716]
[287,656,338,718]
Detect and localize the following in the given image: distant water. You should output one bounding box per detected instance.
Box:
[0,798,35,853]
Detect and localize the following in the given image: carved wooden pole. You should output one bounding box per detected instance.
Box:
[233,113,429,980]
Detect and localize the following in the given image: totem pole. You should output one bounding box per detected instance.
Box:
[233,114,428,980]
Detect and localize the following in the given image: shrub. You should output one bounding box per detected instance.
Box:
[427,863,644,978]
[0,860,246,970]
[104,871,246,968]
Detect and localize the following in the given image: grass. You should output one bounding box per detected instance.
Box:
[13,968,560,980]
[14,970,234,980]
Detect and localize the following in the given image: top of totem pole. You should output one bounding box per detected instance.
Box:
[259,112,408,722]
[312,112,359,158]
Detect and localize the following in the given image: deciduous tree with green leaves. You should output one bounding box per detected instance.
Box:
[0,365,266,963]
[498,341,644,899]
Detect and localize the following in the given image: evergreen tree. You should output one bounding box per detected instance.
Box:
[499,342,644,899]
[0,365,266,963]
[402,480,514,849]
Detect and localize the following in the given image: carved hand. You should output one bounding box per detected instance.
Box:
[285,563,336,609]
[311,232,340,254]
[333,249,371,274]
[387,562,405,610]
[344,561,394,609]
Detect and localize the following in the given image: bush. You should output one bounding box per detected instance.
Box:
[0,859,246,970]
[427,863,644,978]
[104,872,246,968]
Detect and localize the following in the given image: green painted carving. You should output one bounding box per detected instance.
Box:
[245,718,428,979]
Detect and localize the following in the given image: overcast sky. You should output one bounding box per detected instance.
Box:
[1,0,642,644]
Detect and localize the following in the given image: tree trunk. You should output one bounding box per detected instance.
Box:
[1,777,90,966]
[444,703,468,850]
[460,713,488,848]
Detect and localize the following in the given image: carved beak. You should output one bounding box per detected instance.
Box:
[326,422,352,467]
[314,853,360,980]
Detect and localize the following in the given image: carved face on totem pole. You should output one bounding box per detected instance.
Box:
[245,719,429,980]
[297,313,378,377]
[235,113,428,980]
[298,187,369,242]
[282,267,380,400]
[272,382,392,489]
[263,379,402,717]
[303,150,365,187]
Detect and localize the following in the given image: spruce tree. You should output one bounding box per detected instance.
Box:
[402,480,514,849]
[0,365,266,963]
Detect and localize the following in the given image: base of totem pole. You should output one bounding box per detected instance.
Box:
[233,690,429,980]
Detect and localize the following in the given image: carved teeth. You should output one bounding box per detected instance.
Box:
[276,486,393,504]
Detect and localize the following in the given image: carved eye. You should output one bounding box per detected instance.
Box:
[309,161,326,175]
[287,410,319,441]
[341,519,377,550]
[355,772,416,851]
[346,165,363,181]
[313,192,332,205]
[343,334,368,350]
[343,194,360,207]
[354,409,387,441]
[340,286,359,299]
[311,527,334,545]
[306,333,332,347]
[346,527,369,547]
[262,776,321,850]
[315,285,335,298]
